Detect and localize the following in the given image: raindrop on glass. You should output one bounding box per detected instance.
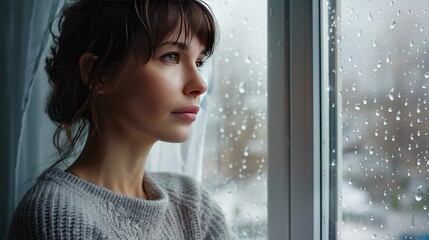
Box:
[238,82,247,93]
[245,55,252,64]
[243,146,250,157]
[241,119,248,130]
[389,88,395,101]
[390,19,397,29]
[415,185,424,201]
[355,103,361,110]
[386,52,391,63]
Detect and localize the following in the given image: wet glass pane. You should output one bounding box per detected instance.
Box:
[202,1,267,239]
[322,1,429,239]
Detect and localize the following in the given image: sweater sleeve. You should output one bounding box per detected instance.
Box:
[200,188,237,240]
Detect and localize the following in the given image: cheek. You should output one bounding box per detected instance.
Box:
[136,71,179,107]
[128,69,180,115]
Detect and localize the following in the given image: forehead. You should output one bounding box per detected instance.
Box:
[160,25,206,51]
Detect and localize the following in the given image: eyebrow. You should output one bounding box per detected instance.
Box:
[159,41,207,55]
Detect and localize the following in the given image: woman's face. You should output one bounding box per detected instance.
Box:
[100,29,208,143]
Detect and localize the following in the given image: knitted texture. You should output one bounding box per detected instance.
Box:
[9,168,234,239]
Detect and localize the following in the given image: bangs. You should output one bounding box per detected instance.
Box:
[130,0,218,63]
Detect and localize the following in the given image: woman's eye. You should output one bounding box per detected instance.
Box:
[196,60,205,70]
[162,53,180,64]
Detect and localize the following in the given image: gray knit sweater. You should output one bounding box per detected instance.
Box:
[9,168,234,239]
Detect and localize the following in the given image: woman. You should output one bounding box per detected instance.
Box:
[9,0,234,239]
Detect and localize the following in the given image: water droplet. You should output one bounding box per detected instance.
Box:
[390,19,397,29]
[372,234,377,239]
[425,72,429,79]
[245,55,252,64]
[241,159,248,170]
[416,185,424,201]
[355,103,361,110]
[238,82,247,93]
[417,103,421,113]
[241,119,248,130]
[377,61,382,68]
[389,88,395,100]
[243,146,250,157]
[411,213,415,228]
[368,12,373,21]
[386,52,391,63]
[410,40,414,48]
[352,83,357,91]
[373,39,378,47]
[348,178,353,185]
[369,147,374,155]
[396,111,401,121]
[358,28,362,37]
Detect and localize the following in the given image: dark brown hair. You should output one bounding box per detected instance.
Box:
[45,0,218,166]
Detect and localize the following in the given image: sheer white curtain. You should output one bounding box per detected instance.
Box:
[3,0,213,236]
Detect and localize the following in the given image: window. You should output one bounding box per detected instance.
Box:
[202,1,268,239]
[322,0,429,239]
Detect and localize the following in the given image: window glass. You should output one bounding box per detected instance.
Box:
[322,0,429,239]
[202,1,267,239]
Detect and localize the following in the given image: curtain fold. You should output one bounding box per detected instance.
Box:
[2,0,62,237]
[3,0,212,237]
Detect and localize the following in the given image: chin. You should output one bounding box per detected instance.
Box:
[159,127,191,143]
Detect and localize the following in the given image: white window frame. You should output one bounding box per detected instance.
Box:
[267,0,321,239]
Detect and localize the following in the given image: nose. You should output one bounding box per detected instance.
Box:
[183,65,208,98]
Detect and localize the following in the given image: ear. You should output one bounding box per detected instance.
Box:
[79,52,99,89]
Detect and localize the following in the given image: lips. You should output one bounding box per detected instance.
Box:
[171,105,200,122]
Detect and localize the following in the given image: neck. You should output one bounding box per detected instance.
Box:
[67,126,156,200]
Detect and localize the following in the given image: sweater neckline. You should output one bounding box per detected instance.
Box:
[41,168,169,223]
